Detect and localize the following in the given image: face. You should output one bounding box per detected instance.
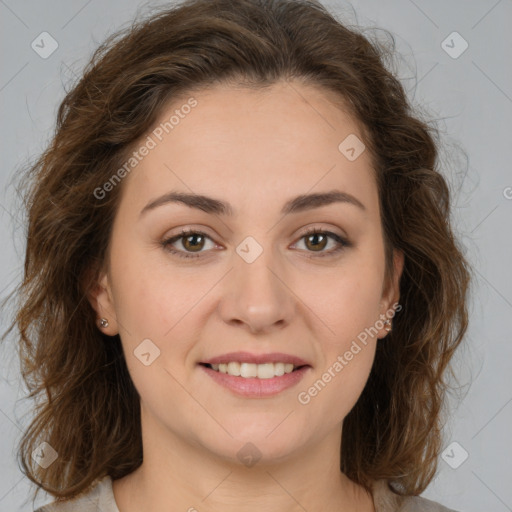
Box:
[89,79,403,465]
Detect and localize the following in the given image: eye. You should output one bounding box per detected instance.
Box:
[161,227,351,259]
[161,229,216,259]
[293,227,351,258]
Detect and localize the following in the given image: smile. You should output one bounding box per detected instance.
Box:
[205,361,299,379]
[199,363,310,397]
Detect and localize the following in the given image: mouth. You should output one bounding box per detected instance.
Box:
[199,361,309,379]
[198,351,312,397]
[198,357,311,398]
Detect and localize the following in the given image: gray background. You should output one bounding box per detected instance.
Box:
[1,0,511,510]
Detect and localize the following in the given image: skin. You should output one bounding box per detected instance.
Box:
[88,79,404,512]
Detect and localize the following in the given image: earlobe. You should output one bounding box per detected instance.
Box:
[85,270,119,336]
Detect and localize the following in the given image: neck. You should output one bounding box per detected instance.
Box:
[112,412,374,512]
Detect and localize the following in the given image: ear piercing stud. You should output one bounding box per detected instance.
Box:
[99,318,109,328]
[384,319,392,332]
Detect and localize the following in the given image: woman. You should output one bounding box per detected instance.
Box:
[9,0,470,510]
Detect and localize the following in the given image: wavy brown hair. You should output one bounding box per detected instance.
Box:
[3,0,471,504]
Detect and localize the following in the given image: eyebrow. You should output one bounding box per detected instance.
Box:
[139,189,366,219]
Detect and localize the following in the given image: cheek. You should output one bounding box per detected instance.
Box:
[294,254,383,415]
[298,330,377,427]
[300,261,384,347]
[109,256,202,417]
[109,246,213,378]
[109,239,195,335]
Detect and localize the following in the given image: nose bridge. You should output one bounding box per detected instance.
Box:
[220,233,294,333]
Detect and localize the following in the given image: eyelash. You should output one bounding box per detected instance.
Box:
[161,227,351,260]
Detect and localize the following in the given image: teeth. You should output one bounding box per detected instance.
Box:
[211,362,296,378]
[227,361,241,376]
[240,362,258,378]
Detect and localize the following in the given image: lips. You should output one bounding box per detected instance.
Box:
[198,351,312,397]
[199,363,311,397]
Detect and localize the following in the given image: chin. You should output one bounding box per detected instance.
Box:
[198,420,307,466]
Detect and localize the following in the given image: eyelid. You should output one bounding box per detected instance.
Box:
[161,225,351,259]
[294,227,351,258]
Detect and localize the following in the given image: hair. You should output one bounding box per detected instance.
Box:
[2,0,471,504]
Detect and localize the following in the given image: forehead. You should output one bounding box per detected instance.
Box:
[118,80,379,219]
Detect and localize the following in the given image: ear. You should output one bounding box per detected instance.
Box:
[376,248,404,339]
[84,266,119,336]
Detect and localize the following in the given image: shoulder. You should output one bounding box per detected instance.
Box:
[371,479,461,512]
[34,475,119,512]
[34,475,461,512]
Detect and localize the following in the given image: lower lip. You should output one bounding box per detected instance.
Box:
[199,364,310,397]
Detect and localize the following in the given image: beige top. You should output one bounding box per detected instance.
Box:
[34,475,459,512]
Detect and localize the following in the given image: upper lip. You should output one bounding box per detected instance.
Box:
[201,351,310,366]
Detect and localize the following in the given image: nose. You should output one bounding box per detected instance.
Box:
[217,242,296,335]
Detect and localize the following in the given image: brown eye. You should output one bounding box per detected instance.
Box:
[161,227,351,260]
[181,232,205,252]
[304,232,328,252]
[161,229,215,259]
[294,228,351,258]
